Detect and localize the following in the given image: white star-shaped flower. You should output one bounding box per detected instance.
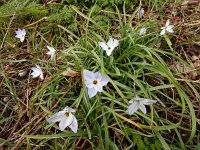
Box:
[46,46,56,60]
[139,8,144,17]
[160,19,174,35]
[31,65,44,80]
[84,69,109,98]
[98,38,119,56]
[47,106,78,133]
[15,28,26,42]
[126,96,156,115]
[139,27,147,35]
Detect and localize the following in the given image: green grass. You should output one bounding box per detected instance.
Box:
[0,0,200,149]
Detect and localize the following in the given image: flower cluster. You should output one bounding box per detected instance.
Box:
[15,16,174,133]
[136,8,174,36]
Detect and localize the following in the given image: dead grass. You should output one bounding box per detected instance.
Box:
[0,1,200,149]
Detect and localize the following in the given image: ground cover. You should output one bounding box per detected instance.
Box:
[0,0,200,149]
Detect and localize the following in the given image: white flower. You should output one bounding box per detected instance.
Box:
[126,96,156,115]
[47,106,78,133]
[31,65,44,80]
[15,28,26,42]
[84,69,109,98]
[46,46,56,60]
[139,8,144,17]
[139,27,147,35]
[98,38,119,56]
[160,19,174,35]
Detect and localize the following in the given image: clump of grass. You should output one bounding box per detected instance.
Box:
[0,0,200,149]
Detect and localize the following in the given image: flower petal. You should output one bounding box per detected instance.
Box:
[165,19,170,27]
[47,112,64,123]
[15,34,21,38]
[31,68,41,78]
[46,51,51,55]
[139,8,144,17]
[130,97,140,102]
[51,54,55,60]
[141,99,157,105]
[138,104,147,114]
[46,46,56,60]
[160,29,165,35]
[20,36,25,42]
[98,42,108,51]
[88,87,98,98]
[47,46,55,52]
[105,49,113,56]
[35,65,43,80]
[166,25,174,33]
[160,27,165,30]
[100,76,109,86]
[84,69,94,80]
[59,113,74,131]
[139,28,147,35]
[69,115,78,133]
[47,52,55,60]
[63,106,75,113]
[85,79,94,88]
[126,102,139,115]
[15,29,20,34]
[21,29,26,34]
[111,39,119,48]
[94,84,103,92]
[107,38,114,47]
[128,100,134,103]
[47,111,66,123]
[39,72,44,80]
[94,71,102,80]
[15,29,26,42]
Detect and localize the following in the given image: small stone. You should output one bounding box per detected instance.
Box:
[19,70,27,77]
[191,55,199,61]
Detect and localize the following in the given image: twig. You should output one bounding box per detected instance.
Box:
[24,17,47,28]
[184,21,200,26]
[175,78,200,84]
[8,109,27,139]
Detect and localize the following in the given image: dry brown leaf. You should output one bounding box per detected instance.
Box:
[182,0,200,5]
[172,61,192,73]
[172,61,199,79]
[62,67,81,77]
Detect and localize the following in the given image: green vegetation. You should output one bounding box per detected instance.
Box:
[0,0,199,149]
